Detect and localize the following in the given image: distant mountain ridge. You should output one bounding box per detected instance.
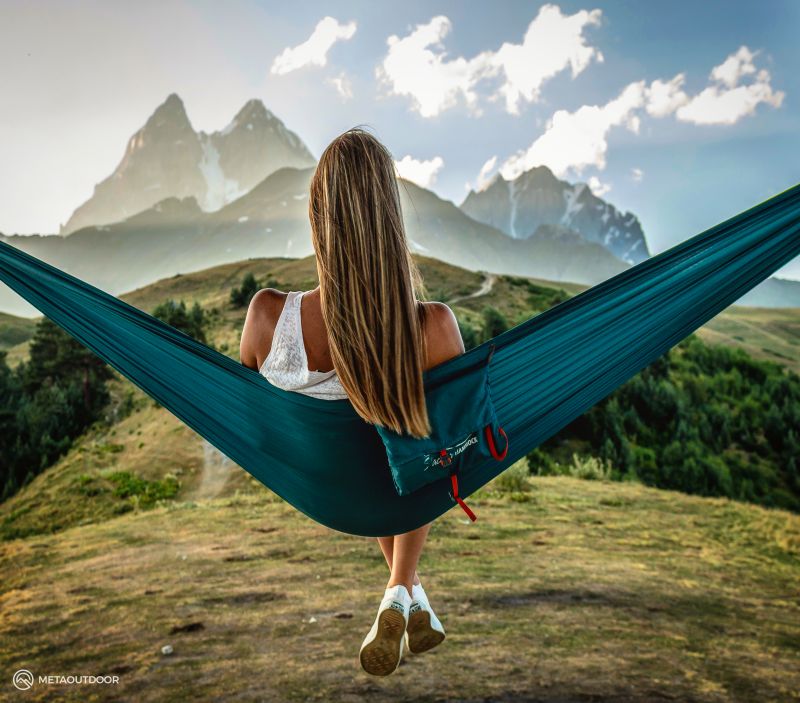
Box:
[461,166,650,264]
[60,94,315,234]
[3,161,799,317]
[0,167,631,317]
[737,276,800,308]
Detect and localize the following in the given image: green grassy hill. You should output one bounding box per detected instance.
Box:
[1,473,798,702]
[699,305,800,374]
[0,311,36,350]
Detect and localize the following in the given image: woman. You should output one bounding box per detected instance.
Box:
[239,127,465,676]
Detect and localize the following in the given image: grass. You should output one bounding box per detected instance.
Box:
[697,305,800,374]
[0,310,37,350]
[0,474,798,702]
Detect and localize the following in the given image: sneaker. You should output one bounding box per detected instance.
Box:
[405,583,446,654]
[359,584,411,676]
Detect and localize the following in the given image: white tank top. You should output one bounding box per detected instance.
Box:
[259,291,349,400]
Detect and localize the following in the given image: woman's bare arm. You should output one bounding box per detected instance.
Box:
[422,302,465,371]
[239,289,285,370]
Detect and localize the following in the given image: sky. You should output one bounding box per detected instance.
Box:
[1,0,799,279]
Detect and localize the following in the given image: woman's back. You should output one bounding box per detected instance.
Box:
[258,290,348,400]
[240,287,463,398]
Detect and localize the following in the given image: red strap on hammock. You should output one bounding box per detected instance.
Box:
[485,425,509,461]
[450,474,477,522]
[447,425,508,522]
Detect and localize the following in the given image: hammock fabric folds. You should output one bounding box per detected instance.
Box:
[1,183,799,536]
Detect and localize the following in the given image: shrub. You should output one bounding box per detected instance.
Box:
[152,299,207,344]
[568,453,612,481]
[480,306,509,342]
[230,273,261,308]
[107,471,180,508]
[491,459,532,495]
[458,319,479,351]
[526,447,556,476]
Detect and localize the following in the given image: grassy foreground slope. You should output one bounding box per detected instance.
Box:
[1,474,799,702]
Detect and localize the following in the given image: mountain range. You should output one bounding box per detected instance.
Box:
[60,94,315,234]
[1,92,797,316]
[0,166,630,316]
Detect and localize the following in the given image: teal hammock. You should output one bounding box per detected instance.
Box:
[1,183,799,537]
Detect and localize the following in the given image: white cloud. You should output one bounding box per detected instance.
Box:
[587,175,611,197]
[631,167,644,182]
[675,47,784,125]
[476,155,498,190]
[376,16,493,118]
[498,44,784,183]
[394,155,444,188]
[645,74,689,117]
[644,46,783,126]
[500,80,646,179]
[489,4,604,114]
[326,72,353,100]
[376,4,603,118]
[271,16,356,75]
[676,79,783,125]
[711,45,757,88]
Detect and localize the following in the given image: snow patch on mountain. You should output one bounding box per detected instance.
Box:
[561,183,586,224]
[509,177,519,238]
[198,138,246,211]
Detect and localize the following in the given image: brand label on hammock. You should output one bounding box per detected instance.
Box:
[423,432,479,472]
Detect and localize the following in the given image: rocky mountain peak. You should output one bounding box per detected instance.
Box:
[517,164,562,189]
[461,165,650,264]
[218,98,276,137]
[234,98,270,123]
[144,93,194,133]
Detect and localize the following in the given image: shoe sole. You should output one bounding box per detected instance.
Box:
[406,610,445,654]
[359,608,406,676]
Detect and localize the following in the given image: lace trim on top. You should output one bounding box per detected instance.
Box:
[259,291,348,400]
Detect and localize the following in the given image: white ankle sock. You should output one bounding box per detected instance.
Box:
[384,584,411,603]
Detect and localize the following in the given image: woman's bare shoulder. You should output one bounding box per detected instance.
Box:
[239,288,288,369]
[420,301,465,370]
[247,288,287,323]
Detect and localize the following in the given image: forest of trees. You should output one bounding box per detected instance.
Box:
[461,303,800,513]
[0,319,112,499]
[567,334,800,511]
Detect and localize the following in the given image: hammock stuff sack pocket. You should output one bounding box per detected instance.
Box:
[375,345,509,521]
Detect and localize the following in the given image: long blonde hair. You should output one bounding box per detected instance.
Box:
[308,127,431,438]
